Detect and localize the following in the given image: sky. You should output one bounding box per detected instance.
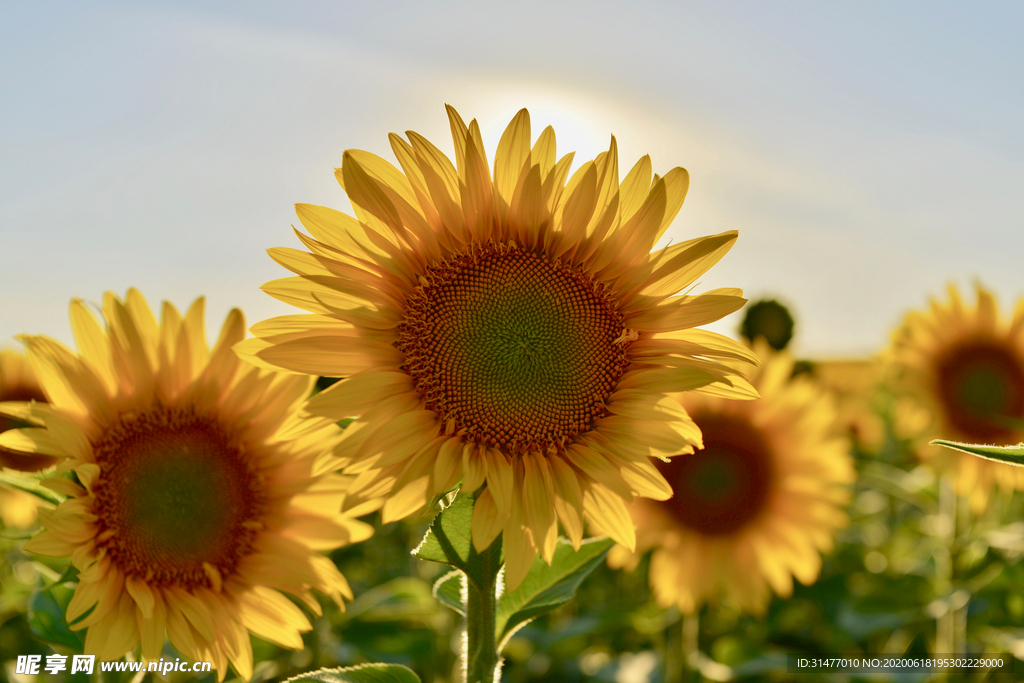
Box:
[2,1,1023,357]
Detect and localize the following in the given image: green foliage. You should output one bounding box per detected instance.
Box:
[432,570,465,616]
[28,579,84,651]
[411,489,502,591]
[411,492,474,568]
[495,537,613,649]
[931,438,1024,465]
[413,489,616,682]
[286,663,421,683]
[314,377,342,393]
[0,469,63,506]
[323,515,457,681]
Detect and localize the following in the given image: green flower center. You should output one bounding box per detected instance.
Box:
[91,408,263,588]
[935,336,1024,442]
[657,412,774,535]
[397,242,632,454]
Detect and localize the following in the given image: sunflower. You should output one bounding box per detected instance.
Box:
[812,358,886,453]
[1,348,57,471]
[605,345,854,614]
[0,291,373,679]
[237,105,756,588]
[888,283,1024,511]
[0,485,44,528]
[739,298,794,351]
[1,349,54,527]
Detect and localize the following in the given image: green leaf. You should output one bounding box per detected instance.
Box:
[411,490,475,568]
[0,470,63,505]
[859,461,936,513]
[286,663,421,683]
[0,528,36,540]
[426,484,461,516]
[46,564,80,589]
[411,489,502,588]
[433,569,465,616]
[338,577,441,625]
[495,536,614,649]
[930,439,1024,465]
[28,581,85,651]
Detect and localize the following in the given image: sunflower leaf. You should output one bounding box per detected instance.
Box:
[412,489,474,568]
[27,581,85,652]
[336,577,439,625]
[0,469,63,505]
[930,439,1024,465]
[495,536,614,650]
[0,528,36,540]
[412,489,502,588]
[44,564,80,590]
[433,569,466,616]
[285,663,421,683]
[425,483,461,516]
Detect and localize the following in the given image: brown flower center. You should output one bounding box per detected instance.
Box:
[657,411,774,535]
[397,242,632,454]
[933,336,1024,443]
[91,408,264,589]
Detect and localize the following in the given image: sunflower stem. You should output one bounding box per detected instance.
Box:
[664,614,684,683]
[682,611,700,683]
[464,540,501,683]
[935,475,956,661]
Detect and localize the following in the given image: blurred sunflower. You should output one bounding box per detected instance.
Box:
[0,290,372,679]
[0,348,46,407]
[606,345,854,614]
[888,283,1024,511]
[0,485,45,528]
[237,105,756,588]
[1,349,57,471]
[813,358,886,453]
[739,298,794,351]
[1,349,54,527]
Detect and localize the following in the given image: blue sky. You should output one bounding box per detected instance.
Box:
[3,1,1023,356]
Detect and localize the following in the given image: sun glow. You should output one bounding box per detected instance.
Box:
[463,84,647,178]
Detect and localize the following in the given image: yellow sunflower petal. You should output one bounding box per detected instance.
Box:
[494,108,532,205]
[471,487,504,552]
[549,456,585,550]
[582,480,635,551]
[521,453,558,563]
